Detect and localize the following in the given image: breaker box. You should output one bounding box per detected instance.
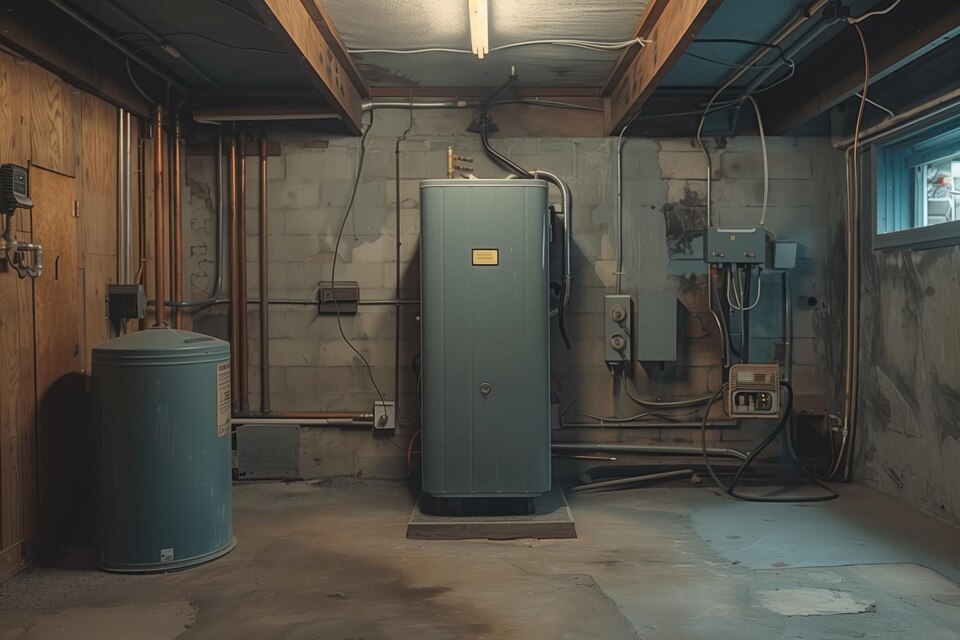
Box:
[604,294,632,365]
[704,226,766,264]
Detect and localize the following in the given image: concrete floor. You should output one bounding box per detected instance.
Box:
[2,478,960,639]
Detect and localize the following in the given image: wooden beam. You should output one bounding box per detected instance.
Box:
[601,0,668,96]
[367,86,602,98]
[248,0,364,134]
[0,0,152,117]
[605,0,722,134]
[759,0,960,134]
[296,0,368,97]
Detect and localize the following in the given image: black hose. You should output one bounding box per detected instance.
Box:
[479,117,532,178]
[700,382,838,502]
[553,206,571,349]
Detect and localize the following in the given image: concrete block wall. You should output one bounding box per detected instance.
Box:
[184,109,846,479]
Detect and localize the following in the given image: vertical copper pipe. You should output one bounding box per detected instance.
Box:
[153,105,166,327]
[258,136,270,413]
[237,135,249,411]
[228,136,240,411]
[172,116,183,329]
[137,125,147,331]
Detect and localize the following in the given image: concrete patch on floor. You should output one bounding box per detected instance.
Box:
[755,587,875,616]
[6,601,196,640]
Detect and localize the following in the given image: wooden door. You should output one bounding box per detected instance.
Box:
[31,167,84,554]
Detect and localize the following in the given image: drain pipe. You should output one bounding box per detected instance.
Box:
[259,135,271,413]
[152,105,166,327]
[238,135,249,411]
[552,443,748,461]
[227,136,240,411]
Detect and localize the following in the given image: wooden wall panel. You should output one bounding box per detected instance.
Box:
[79,94,118,260]
[29,66,76,177]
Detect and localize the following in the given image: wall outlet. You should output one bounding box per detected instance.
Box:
[373,401,396,430]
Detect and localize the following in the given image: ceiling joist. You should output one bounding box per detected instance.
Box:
[248,0,366,134]
[604,0,722,135]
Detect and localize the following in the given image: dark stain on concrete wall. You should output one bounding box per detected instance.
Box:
[663,187,705,257]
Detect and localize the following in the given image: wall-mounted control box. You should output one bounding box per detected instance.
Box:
[704,226,766,264]
[604,294,632,365]
[726,363,781,418]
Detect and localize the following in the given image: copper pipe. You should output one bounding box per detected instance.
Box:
[255,411,372,420]
[152,105,166,327]
[171,116,183,329]
[258,136,270,413]
[137,126,147,331]
[237,135,249,411]
[227,136,240,411]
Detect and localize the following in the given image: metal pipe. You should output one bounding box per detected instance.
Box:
[117,109,128,285]
[362,99,603,113]
[45,0,188,93]
[137,124,147,330]
[561,419,739,429]
[227,136,240,411]
[572,469,695,493]
[164,137,225,309]
[172,116,183,329]
[152,105,166,327]
[533,170,572,311]
[238,135,249,411]
[551,442,749,461]
[259,136,270,413]
[153,297,422,307]
[835,87,960,149]
[783,271,793,385]
[231,417,372,426]
[263,411,373,420]
[98,0,220,91]
[742,16,840,96]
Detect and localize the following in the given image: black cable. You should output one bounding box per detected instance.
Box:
[701,383,838,502]
[690,38,792,67]
[125,58,155,104]
[479,116,532,177]
[682,51,779,69]
[330,112,393,438]
[118,32,289,55]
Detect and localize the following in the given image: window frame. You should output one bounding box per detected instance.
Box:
[873,114,960,251]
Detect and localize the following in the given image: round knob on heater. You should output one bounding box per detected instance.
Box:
[478,382,493,397]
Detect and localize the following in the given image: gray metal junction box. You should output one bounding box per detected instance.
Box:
[420,179,551,499]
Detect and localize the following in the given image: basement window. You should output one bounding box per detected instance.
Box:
[875,118,960,250]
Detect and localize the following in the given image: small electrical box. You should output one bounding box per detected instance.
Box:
[0,164,32,214]
[704,226,765,264]
[604,294,632,365]
[727,363,781,418]
[374,400,396,430]
[771,240,798,270]
[318,281,360,314]
[106,283,147,321]
[636,289,679,362]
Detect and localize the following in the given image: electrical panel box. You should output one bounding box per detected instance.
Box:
[726,363,781,418]
[704,226,765,264]
[318,281,359,314]
[604,294,632,365]
[106,283,146,321]
[635,289,679,362]
[373,400,396,430]
[771,241,798,270]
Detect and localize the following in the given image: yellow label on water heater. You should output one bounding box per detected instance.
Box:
[472,249,499,266]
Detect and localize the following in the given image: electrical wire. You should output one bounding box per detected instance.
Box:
[118,32,289,55]
[350,38,647,56]
[330,112,390,431]
[125,58,156,104]
[831,23,871,480]
[621,372,715,409]
[847,0,902,24]
[690,38,793,67]
[700,383,838,502]
[745,95,769,226]
[855,92,895,119]
[727,267,763,312]
[615,108,644,295]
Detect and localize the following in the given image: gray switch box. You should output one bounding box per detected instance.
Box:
[604,294,632,365]
[704,226,766,264]
[636,289,679,362]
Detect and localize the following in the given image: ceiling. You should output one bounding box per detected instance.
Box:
[322,0,648,87]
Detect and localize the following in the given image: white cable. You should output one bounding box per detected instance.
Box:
[350,38,646,56]
[847,0,902,24]
[745,95,768,227]
[727,267,762,311]
[855,92,895,118]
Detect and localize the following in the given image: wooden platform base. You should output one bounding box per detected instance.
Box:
[407,487,577,540]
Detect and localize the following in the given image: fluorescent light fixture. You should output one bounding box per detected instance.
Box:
[468,0,489,59]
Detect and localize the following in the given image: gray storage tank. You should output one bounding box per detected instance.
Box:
[420,179,551,499]
[92,328,234,572]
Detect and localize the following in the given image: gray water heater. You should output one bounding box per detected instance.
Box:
[420,179,551,499]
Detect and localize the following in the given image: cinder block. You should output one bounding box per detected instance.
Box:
[659,151,718,180]
[721,151,812,179]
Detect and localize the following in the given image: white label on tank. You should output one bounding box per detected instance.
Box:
[160,548,174,563]
[217,362,231,438]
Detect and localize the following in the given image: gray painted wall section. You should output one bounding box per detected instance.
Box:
[183,110,846,479]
